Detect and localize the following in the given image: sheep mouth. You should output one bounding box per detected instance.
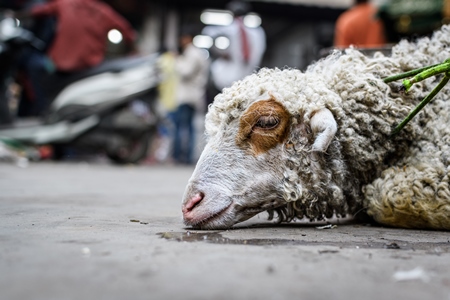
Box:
[187,202,234,229]
[189,204,269,230]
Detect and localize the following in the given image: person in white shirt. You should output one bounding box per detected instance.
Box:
[172,27,210,164]
[202,1,266,98]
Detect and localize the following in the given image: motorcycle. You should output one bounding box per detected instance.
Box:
[0,16,161,164]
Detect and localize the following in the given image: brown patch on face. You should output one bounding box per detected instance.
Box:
[236,96,291,155]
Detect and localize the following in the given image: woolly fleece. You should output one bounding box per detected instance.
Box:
[204,25,450,230]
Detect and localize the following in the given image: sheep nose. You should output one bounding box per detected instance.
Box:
[182,192,204,216]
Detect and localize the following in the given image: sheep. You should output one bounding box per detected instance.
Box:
[181,25,450,230]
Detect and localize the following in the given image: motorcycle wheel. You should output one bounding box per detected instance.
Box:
[107,131,153,164]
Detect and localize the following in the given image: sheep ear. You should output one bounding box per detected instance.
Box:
[310,108,337,152]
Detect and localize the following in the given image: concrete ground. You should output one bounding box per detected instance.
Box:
[1,161,450,300]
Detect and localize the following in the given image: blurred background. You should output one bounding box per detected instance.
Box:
[0,0,449,166]
[99,0,450,69]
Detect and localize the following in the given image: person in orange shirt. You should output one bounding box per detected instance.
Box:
[334,0,386,48]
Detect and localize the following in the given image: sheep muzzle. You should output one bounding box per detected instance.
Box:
[181,130,288,229]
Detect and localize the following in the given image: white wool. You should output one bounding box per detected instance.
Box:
[200,25,450,229]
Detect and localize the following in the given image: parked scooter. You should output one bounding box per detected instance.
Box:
[0,16,161,164]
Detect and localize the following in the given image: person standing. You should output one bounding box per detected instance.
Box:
[14,0,137,116]
[172,27,209,165]
[202,0,266,100]
[18,0,136,72]
[334,0,386,48]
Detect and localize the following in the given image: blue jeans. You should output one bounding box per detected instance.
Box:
[17,50,54,117]
[173,103,195,164]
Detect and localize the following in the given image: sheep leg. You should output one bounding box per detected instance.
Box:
[363,164,450,230]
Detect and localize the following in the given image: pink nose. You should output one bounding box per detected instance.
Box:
[182,192,204,217]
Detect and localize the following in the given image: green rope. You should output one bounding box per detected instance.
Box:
[390,73,450,137]
[402,63,450,91]
[383,59,450,137]
[383,63,440,83]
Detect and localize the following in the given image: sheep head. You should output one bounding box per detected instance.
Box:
[181,68,353,229]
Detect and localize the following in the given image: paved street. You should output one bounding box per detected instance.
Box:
[1,162,450,300]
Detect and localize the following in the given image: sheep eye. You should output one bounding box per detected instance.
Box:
[254,116,279,129]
